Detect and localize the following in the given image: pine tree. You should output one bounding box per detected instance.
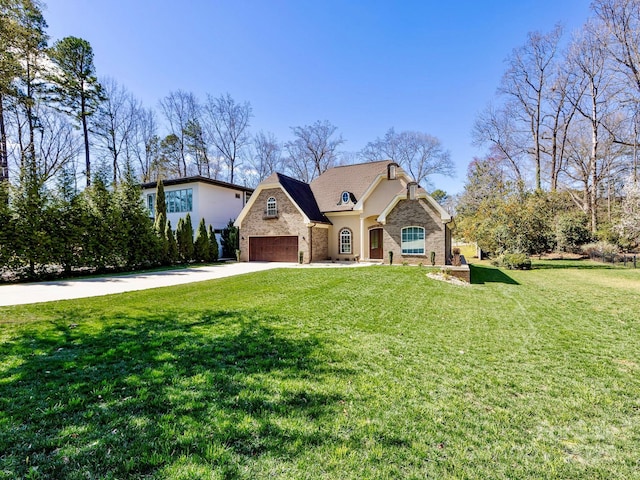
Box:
[49,167,87,274]
[176,215,194,262]
[116,168,158,268]
[208,225,219,262]
[182,213,194,261]
[176,217,185,261]
[166,220,178,264]
[153,178,168,263]
[48,36,102,187]
[194,217,208,262]
[221,219,239,258]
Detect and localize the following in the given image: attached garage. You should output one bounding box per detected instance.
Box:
[249,236,298,262]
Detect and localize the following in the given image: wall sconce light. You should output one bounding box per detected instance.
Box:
[241,236,244,240]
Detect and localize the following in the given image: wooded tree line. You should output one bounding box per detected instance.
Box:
[458,0,640,255]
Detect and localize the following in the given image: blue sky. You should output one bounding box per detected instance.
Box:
[43,0,593,194]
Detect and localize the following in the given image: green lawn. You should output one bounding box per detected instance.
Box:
[1,262,639,479]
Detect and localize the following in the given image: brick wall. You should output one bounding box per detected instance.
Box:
[238,187,329,263]
[383,198,448,265]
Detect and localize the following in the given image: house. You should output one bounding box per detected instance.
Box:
[140,176,253,235]
[233,160,454,265]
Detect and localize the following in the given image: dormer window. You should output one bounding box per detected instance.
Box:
[388,162,398,180]
[341,191,350,204]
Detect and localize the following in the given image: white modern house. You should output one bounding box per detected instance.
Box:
[140,176,253,237]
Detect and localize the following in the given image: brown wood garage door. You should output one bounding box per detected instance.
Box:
[249,236,298,262]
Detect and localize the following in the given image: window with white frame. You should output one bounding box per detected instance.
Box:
[401,226,425,254]
[339,228,352,254]
[266,196,277,216]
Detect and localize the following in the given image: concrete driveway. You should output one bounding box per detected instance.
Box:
[0,261,375,306]
[0,262,291,307]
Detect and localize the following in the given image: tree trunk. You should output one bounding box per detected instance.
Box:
[0,94,8,185]
[81,96,91,187]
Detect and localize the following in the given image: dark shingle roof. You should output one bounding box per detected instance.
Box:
[276,173,331,224]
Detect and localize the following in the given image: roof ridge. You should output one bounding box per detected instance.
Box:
[276,172,310,185]
[328,159,391,170]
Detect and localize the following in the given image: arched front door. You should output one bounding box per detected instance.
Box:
[369,228,383,259]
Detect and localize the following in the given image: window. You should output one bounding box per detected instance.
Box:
[266,197,277,216]
[339,228,352,254]
[147,193,156,217]
[401,227,425,255]
[235,193,241,199]
[341,191,350,204]
[166,188,193,213]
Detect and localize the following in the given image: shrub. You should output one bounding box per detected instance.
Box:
[494,253,532,270]
[555,212,592,253]
[581,241,619,258]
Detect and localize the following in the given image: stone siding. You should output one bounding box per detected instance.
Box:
[383,198,448,265]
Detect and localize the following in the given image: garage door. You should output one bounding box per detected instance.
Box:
[249,236,298,262]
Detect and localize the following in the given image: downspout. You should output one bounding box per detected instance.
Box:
[360,215,365,260]
[308,223,316,264]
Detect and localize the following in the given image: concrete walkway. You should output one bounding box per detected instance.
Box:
[0,261,376,307]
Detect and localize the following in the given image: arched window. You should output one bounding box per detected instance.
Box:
[266,197,277,216]
[401,226,425,255]
[341,191,350,204]
[339,228,352,254]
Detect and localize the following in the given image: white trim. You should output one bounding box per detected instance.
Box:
[377,193,452,225]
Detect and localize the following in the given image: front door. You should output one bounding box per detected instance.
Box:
[369,228,383,259]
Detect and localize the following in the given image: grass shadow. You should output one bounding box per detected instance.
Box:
[470,264,519,285]
[0,309,347,478]
[531,259,624,270]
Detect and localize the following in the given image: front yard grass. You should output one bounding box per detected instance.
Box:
[1,262,639,479]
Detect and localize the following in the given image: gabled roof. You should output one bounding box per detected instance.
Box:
[234,172,330,227]
[310,160,392,212]
[140,175,253,193]
[276,173,329,224]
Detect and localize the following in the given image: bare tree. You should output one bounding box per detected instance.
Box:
[542,66,578,191]
[592,0,640,177]
[284,120,344,182]
[92,77,139,185]
[361,128,453,188]
[34,106,82,187]
[127,106,158,183]
[248,131,282,185]
[183,118,211,177]
[159,90,199,177]
[499,25,563,191]
[472,104,527,183]
[593,0,640,97]
[564,22,622,231]
[203,93,252,184]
